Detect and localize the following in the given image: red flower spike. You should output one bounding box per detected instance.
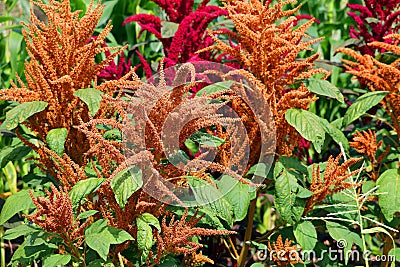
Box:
[347,0,400,56]
[123,14,162,40]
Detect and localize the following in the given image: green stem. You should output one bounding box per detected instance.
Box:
[340,144,369,267]
[237,196,257,267]
[0,226,5,267]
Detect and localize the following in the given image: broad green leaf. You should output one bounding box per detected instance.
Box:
[246,163,271,179]
[0,146,31,168]
[69,178,106,206]
[77,210,98,219]
[250,264,265,267]
[136,216,153,251]
[377,169,400,222]
[189,132,225,147]
[74,88,104,116]
[296,186,314,198]
[111,166,143,209]
[285,108,325,153]
[274,169,304,224]
[317,117,350,152]
[4,224,39,240]
[85,219,133,260]
[4,101,48,130]
[343,91,388,126]
[43,254,71,267]
[187,177,233,226]
[195,81,234,96]
[388,248,400,263]
[161,21,179,38]
[217,175,252,221]
[98,0,118,25]
[307,78,344,103]
[294,221,317,250]
[158,255,181,267]
[46,128,68,157]
[0,190,36,224]
[326,221,363,264]
[137,213,161,232]
[278,156,308,174]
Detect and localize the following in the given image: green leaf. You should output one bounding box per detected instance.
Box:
[306,78,344,103]
[195,81,234,96]
[85,219,133,260]
[286,108,349,152]
[326,221,363,264]
[136,216,154,251]
[46,128,68,157]
[9,31,23,78]
[74,88,104,116]
[343,91,388,126]
[187,177,233,226]
[0,190,36,224]
[110,166,143,209]
[377,169,400,222]
[98,0,118,25]
[294,221,317,250]
[4,101,48,130]
[43,254,71,267]
[103,128,122,141]
[69,178,106,206]
[296,186,314,198]
[157,255,181,267]
[285,108,325,153]
[137,213,161,232]
[4,224,39,240]
[217,175,252,221]
[274,170,303,224]
[388,248,400,263]
[189,132,225,147]
[161,21,179,38]
[246,163,271,179]
[77,210,98,220]
[317,117,350,152]
[0,146,31,168]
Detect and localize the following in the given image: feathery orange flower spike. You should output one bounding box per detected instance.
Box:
[267,235,302,266]
[337,34,400,139]
[198,0,329,156]
[304,153,363,214]
[350,129,390,181]
[350,130,381,163]
[182,251,214,267]
[25,184,89,247]
[0,0,139,166]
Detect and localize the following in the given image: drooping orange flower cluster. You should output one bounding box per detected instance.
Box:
[337,34,400,138]
[267,235,302,266]
[304,153,362,214]
[0,0,139,166]
[350,129,390,181]
[199,0,329,156]
[26,185,89,249]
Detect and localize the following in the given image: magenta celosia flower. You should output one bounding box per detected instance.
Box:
[348,0,400,56]
[97,52,132,81]
[88,36,132,81]
[123,0,230,73]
